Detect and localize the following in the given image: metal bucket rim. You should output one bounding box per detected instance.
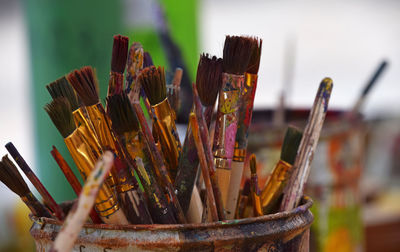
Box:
[30,196,313,231]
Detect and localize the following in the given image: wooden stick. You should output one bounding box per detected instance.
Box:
[190,112,219,222]
[5,142,64,221]
[51,151,114,252]
[280,78,333,211]
[50,146,102,224]
[186,186,203,223]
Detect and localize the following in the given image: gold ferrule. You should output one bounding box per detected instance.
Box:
[253,194,263,217]
[260,160,292,209]
[233,147,246,162]
[244,73,258,92]
[64,129,120,217]
[152,98,181,175]
[214,157,232,171]
[116,183,134,194]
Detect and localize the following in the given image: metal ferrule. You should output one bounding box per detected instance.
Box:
[260,160,292,212]
[152,98,181,178]
[64,129,120,217]
[233,73,258,161]
[107,72,124,96]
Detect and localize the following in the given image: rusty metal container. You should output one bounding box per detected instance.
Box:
[30,196,313,251]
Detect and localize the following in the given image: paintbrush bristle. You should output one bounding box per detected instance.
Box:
[44,97,76,138]
[139,66,166,105]
[0,155,30,197]
[249,154,257,175]
[223,36,256,75]
[111,35,129,73]
[46,76,80,111]
[143,51,154,68]
[67,66,99,106]
[246,38,263,74]
[280,126,303,165]
[196,53,223,106]
[107,93,140,135]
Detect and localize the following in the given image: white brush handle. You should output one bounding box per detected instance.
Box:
[225,161,245,219]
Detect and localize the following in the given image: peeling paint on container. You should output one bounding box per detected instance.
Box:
[30,197,313,251]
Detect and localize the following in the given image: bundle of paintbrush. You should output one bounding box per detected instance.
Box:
[0,32,335,229]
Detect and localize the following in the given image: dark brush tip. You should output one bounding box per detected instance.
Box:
[242,179,251,196]
[143,52,154,68]
[44,97,76,138]
[223,35,257,74]
[67,66,99,106]
[106,93,140,135]
[249,154,257,174]
[139,66,166,105]
[280,126,303,165]
[46,76,80,111]
[246,38,263,74]
[111,35,129,73]
[0,155,30,196]
[196,53,223,106]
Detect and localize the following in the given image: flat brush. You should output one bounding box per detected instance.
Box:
[67,66,120,187]
[51,152,114,252]
[114,157,153,224]
[226,37,262,219]
[126,42,144,103]
[45,98,128,224]
[281,78,333,211]
[260,126,302,214]
[107,34,129,97]
[5,142,64,220]
[132,102,186,223]
[0,155,52,218]
[107,93,176,224]
[213,36,255,210]
[175,54,222,215]
[50,146,102,224]
[249,154,262,217]
[139,66,182,180]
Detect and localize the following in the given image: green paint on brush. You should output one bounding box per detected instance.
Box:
[280,126,303,165]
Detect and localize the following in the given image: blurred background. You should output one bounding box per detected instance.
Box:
[0,0,399,251]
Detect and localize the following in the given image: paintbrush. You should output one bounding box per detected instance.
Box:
[67,66,121,188]
[113,157,153,224]
[126,42,144,103]
[235,179,250,219]
[51,151,114,252]
[131,102,186,223]
[213,36,255,209]
[249,154,262,217]
[107,34,129,97]
[260,126,302,214]
[45,98,128,224]
[226,37,262,219]
[167,67,183,116]
[50,146,102,224]
[189,112,219,222]
[107,93,177,224]
[5,142,64,220]
[0,155,52,218]
[350,60,388,117]
[280,78,333,211]
[139,66,182,180]
[174,54,222,215]
[192,83,225,220]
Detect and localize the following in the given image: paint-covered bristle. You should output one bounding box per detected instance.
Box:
[111,35,129,73]
[249,154,257,175]
[143,51,154,68]
[67,66,99,106]
[46,76,80,111]
[139,66,166,105]
[196,54,223,107]
[223,36,256,75]
[0,155,30,197]
[280,126,303,165]
[107,93,140,135]
[246,38,263,74]
[44,97,76,138]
